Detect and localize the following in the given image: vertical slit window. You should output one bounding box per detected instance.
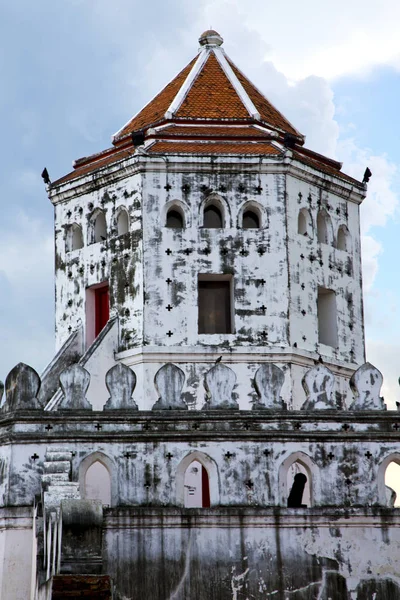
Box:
[317,287,337,347]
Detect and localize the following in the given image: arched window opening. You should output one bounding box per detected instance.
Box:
[183,460,210,508]
[92,211,107,243]
[317,287,337,347]
[385,461,400,507]
[117,209,129,235]
[317,211,332,245]
[298,208,312,237]
[287,462,311,507]
[84,460,111,505]
[298,211,307,235]
[243,210,260,229]
[67,224,84,252]
[166,208,184,228]
[72,224,84,250]
[204,205,223,228]
[337,225,350,251]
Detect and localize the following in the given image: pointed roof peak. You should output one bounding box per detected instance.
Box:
[112,32,304,144]
[199,29,224,47]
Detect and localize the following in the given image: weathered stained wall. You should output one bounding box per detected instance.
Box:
[1,415,399,509]
[53,173,143,353]
[50,152,365,414]
[287,173,364,365]
[102,507,400,600]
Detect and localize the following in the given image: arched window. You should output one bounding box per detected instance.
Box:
[117,209,129,235]
[66,223,84,252]
[287,462,311,507]
[317,210,332,245]
[384,459,400,507]
[176,451,219,506]
[298,208,312,237]
[183,459,210,508]
[90,210,107,244]
[84,460,111,505]
[279,452,316,507]
[204,204,223,228]
[337,224,350,251]
[242,210,260,229]
[166,208,184,228]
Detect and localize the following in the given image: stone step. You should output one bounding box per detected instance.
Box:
[42,473,70,484]
[44,461,71,474]
[45,450,74,462]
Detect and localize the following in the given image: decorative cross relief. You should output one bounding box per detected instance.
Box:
[2,363,42,412]
[59,364,92,410]
[202,363,238,410]
[152,363,188,410]
[252,363,286,410]
[349,362,386,410]
[103,363,138,410]
[301,364,336,410]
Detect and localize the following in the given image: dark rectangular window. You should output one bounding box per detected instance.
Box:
[198,279,232,334]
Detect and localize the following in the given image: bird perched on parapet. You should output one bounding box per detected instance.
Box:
[362,167,372,184]
[215,356,222,364]
[396,401,400,412]
[314,355,324,365]
[41,168,51,185]
[100,236,106,241]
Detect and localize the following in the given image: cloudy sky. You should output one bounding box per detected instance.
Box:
[1,0,400,406]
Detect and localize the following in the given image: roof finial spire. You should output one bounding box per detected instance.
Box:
[199,29,223,47]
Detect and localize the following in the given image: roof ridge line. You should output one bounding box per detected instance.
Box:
[164,48,210,119]
[225,55,304,141]
[213,47,260,121]
[111,56,198,142]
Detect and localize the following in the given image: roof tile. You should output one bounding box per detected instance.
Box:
[175,53,250,120]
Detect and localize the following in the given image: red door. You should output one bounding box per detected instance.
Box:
[95,286,109,337]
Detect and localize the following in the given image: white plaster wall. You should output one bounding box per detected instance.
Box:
[83,318,119,410]
[53,173,143,353]
[142,168,288,349]
[0,516,34,600]
[286,175,364,365]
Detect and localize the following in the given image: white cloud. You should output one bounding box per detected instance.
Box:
[200,0,400,81]
[0,211,54,379]
[366,340,400,410]
[0,211,53,287]
[361,236,382,293]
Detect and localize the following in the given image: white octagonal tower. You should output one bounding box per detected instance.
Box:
[47,30,366,411]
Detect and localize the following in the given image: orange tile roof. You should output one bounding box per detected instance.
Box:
[53,147,135,185]
[175,53,250,120]
[51,33,362,189]
[115,57,197,140]
[227,58,300,137]
[153,124,271,138]
[148,141,281,155]
[292,149,361,185]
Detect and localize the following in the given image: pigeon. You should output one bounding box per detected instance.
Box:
[362,167,372,184]
[41,168,51,185]
[215,356,222,364]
